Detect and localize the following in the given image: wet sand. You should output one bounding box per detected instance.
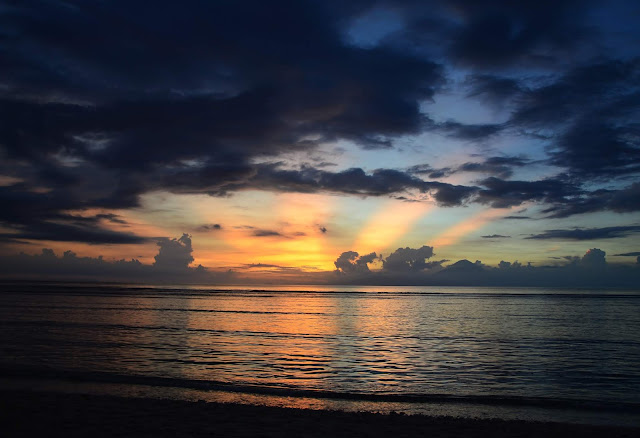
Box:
[2,390,638,438]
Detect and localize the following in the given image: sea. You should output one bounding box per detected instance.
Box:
[1,282,640,426]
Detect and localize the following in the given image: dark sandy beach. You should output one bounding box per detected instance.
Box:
[2,390,639,438]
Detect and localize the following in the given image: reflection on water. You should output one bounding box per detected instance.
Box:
[1,283,640,420]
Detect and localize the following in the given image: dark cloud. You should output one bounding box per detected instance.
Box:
[581,248,607,269]
[433,121,504,141]
[482,234,511,238]
[457,156,530,179]
[154,234,194,271]
[0,234,230,283]
[542,183,640,218]
[502,216,531,220]
[476,177,579,208]
[95,213,128,225]
[447,0,592,67]
[382,246,435,272]
[613,252,640,257]
[0,0,639,248]
[0,184,148,244]
[252,229,283,238]
[327,246,640,287]
[220,164,479,206]
[409,156,531,180]
[509,59,640,179]
[334,251,377,274]
[198,224,222,232]
[465,74,523,105]
[526,226,640,240]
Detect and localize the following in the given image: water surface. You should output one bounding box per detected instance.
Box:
[1,282,639,425]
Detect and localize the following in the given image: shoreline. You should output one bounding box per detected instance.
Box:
[2,390,639,438]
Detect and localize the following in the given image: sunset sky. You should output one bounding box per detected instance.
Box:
[1,0,639,283]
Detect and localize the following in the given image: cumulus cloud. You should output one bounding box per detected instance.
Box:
[0,234,231,283]
[153,234,194,271]
[581,248,607,269]
[382,246,435,272]
[327,246,639,287]
[334,251,377,274]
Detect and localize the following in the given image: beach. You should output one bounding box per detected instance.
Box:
[2,390,639,438]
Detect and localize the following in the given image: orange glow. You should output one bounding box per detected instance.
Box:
[352,201,432,254]
[216,193,338,271]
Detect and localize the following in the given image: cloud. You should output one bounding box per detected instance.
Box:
[334,251,377,274]
[543,183,640,218]
[456,156,530,179]
[252,229,281,237]
[526,226,640,240]
[476,177,579,208]
[327,246,640,287]
[0,234,230,283]
[502,215,531,220]
[382,246,435,272]
[153,234,194,271]
[465,74,523,105]
[482,234,511,238]
[0,0,639,249]
[613,252,640,257]
[198,224,222,231]
[509,59,640,179]
[581,248,606,269]
[433,120,504,141]
[446,0,591,67]
[409,156,530,179]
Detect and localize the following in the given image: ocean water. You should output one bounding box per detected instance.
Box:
[1,282,640,425]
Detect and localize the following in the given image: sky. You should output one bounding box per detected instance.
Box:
[0,0,639,285]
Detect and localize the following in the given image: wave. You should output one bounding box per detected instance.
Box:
[2,281,640,298]
[2,365,639,413]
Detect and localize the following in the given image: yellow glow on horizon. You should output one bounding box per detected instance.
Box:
[352,201,433,254]
[216,193,339,271]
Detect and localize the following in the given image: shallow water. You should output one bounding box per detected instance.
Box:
[1,282,640,425]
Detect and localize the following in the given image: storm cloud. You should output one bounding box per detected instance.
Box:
[0,0,639,251]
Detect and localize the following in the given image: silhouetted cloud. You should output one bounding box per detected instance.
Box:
[154,234,194,271]
[526,226,640,240]
[252,230,283,237]
[503,216,531,220]
[327,246,640,287]
[198,224,222,231]
[614,252,640,257]
[476,177,579,208]
[581,248,607,269]
[482,234,511,239]
[0,234,230,283]
[334,251,377,274]
[382,246,435,272]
